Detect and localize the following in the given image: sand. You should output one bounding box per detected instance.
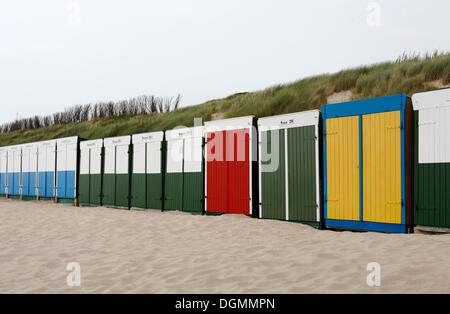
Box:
[0,198,449,294]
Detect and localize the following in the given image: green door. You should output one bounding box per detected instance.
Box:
[79,174,89,204]
[79,140,103,206]
[130,132,164,210]
[288,126,318,222]
[164,139,183,210]
[102,137,131,209]
[414,111,450,228]
[131,142,147,209]
[260,129,286,220]
[182,136,204,213]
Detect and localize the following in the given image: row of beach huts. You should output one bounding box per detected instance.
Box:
[1,88,449,233]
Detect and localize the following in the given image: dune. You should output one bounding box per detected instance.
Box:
[0,198,449,294]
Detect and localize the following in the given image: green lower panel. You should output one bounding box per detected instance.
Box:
[260,129,286,220]
[131,173,146,209]
[90,174,102,206]
[288,126,318,222]
[116,174,130,208]
[415,163,450,228]
[58,198,75,205]
[130,173,162,210]
[22,196,37,201]
[165,172,183,210]
[79,174,102,206]
[183,172,203,213]
[147,173,162,210]
[79,174,90,205]
[8,195,21,200]
[103,174,129,208]
[102,174,116,207]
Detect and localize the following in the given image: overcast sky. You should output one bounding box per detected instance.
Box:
[0,0,449,124]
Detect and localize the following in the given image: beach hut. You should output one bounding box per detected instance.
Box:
[165,126,204,214]
[103,136,131,209]
[37,140,57,199]
[322,94,413,233]
[7,145,22,198]
[56,137,80,204]
[79,139,104,206]
[0,147,7,196]
[413,88,450,232]
[130,132,164,210]
[21,142,38,200]
[258,110,322,227]
[204,116,258,217]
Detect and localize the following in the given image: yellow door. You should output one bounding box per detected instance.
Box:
[326,116,360,221]
[362,111,401,224]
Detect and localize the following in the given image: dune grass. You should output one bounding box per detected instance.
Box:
[1,52,449,146]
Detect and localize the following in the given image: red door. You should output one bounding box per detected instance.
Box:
[206,131,227,213]
[227,129,250,215]
[206,128,250,215]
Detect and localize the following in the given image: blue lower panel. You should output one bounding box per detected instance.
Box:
[22,172,37,197]
[38,171,55,198]
[0,173,6,194]
[57,171,76,199]
[7,173,21,196]
[326,219,407,234]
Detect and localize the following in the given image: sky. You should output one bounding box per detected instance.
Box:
[0,0,449,124]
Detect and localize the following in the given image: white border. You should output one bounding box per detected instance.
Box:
[80,139,103,149]
[412,88,450,111]
[104,135,131,147]
[258,110,320,131]
[204,116,254,133]
[284,130,289,221]
[166,126,203,141]
[132,131,164,144]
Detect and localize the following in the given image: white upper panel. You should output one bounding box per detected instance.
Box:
[184,137,203,173]
[90,147,103,175]
[104,146,116,174]
[418,106,450,164]
[413,88,450,111]
[132,143,146,174]
[115,144,129,174]
[80,139,103,175]
[257,110,320,131]
[0,148,7,173]
[414,89,450,164]
[104,136,131,147]
[21,143,38,173]
[37,141,56,173]
[166,126,203,141]
[204,116,254,133]
[80,149,90,175]
[57,142,78,172]
[147,142,161,174]
[166,139,183,173]
[80,139,103,150]
[132,132,164,144]
[7,146,22,173]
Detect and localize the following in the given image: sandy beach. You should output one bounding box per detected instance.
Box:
[0,197,449,294]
